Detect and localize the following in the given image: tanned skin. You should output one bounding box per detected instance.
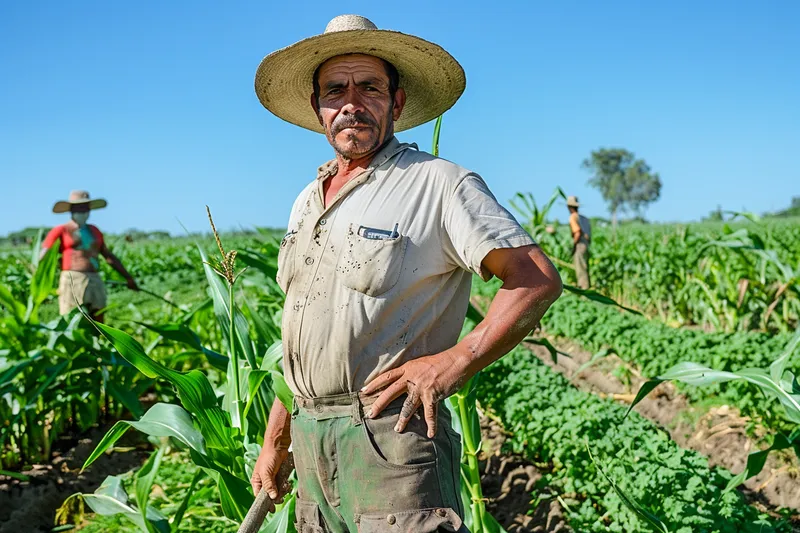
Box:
[250,54,563,503]
[42,203,138,322]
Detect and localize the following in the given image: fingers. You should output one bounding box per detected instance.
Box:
[422,399,438,438]
[250,472,261,495]
[263,475,280,502]
[367,378,408,419]
[361,368,402,396]
[394,383,421,433]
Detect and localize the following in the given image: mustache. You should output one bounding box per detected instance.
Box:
[331,113,377,135]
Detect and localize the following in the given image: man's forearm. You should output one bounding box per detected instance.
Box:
[107,255,134,281]
[453,252,561,379]
[263,398,292,451]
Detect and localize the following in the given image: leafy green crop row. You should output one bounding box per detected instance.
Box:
[477,345,790,532]
[541,295,798,429]
[513,193,800,333]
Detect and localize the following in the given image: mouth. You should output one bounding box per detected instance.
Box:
[340,125,370,132]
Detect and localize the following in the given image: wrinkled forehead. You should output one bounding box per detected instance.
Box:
[316,54,390,82]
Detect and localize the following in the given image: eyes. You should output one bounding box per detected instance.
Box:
[324,84,383,97]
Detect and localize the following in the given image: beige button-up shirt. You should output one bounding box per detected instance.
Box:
[278,137,535,398]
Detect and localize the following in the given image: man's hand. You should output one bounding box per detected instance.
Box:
[251,398,293,506]
[251,445,290,506]
[126,278,140,291]
[362,351,470,438]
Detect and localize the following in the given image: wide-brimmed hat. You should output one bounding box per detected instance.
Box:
[566,196,580,208]
[254,14,466,133]
[52,190,107,214]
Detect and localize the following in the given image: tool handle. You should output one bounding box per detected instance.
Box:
[237,453,295,533]
[238,488,274,533]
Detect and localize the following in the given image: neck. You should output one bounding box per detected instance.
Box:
[334,135,393,177]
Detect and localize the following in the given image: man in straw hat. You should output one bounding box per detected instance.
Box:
[567,195,591,289]
[42,190,138,322]
[251,15,562,532]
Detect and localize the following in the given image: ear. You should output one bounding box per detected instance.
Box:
[392,88,406,122]
[310,93,323,127]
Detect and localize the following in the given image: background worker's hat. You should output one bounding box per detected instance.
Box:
[566,196,580,208]
[254,14,466,133]
[52,190,108,214]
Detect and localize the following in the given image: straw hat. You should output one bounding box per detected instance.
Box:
[254,14,466,133]
[52,190,107,214]
[566,196,580,208]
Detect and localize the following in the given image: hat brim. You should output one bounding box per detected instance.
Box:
[255,29,466,133]
[53,199,107,214]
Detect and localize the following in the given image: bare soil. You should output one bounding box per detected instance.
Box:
[0,425,150,533]
[524,334,800,518]
[479,416,570,532]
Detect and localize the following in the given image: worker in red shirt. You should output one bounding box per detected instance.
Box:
[42,190,138,322]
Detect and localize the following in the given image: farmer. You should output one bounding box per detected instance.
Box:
[567,195,591,289]
[42,190,138,322]
[251,15,562,532]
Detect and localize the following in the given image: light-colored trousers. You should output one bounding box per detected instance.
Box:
[573,242,590,289]
[58,270,107,315]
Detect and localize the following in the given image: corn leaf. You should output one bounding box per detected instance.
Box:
[83,403,206,470]
[135,446,167,533]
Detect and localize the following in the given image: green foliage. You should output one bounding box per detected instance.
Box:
[542,295,800,430]
[532,219,800,333]
[477,346,790,532]
[626,328,800,491]
[71,452,235,533]
[582,148,662,224]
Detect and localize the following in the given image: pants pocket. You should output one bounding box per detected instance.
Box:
[362,407,437,469]
[294,498,326,533]
[357,508,466,532]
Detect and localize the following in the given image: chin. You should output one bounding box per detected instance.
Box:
[334,134,379,158]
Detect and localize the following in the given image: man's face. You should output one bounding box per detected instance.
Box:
[312,54,406,160]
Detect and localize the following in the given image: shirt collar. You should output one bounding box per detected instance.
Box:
[315,136,415,181]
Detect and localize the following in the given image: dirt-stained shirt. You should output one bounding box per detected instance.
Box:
[278,137,535,398]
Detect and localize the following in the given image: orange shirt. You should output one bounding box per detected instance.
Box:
[43,224,105,271]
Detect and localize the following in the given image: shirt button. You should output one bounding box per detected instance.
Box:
[386,514,396,525]
[305,257,314,265]
[315,404,323,413]
[319,219,327,225]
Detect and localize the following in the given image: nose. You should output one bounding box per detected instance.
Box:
[339,87,367,116]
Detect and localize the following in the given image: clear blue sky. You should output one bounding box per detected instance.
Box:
[2,1,798,235]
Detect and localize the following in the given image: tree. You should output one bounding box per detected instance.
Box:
[581,148,662,228]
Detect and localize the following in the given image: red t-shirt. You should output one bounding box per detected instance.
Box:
[43,224,105,271]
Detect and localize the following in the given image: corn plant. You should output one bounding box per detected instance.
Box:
[0,234,150,469]
[626,326,800,491]
[72,213,296,533]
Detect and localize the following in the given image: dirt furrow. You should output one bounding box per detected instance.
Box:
[524,335,800,516]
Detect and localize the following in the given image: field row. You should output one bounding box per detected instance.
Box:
[477,345,791,532]
[541,294,798,431]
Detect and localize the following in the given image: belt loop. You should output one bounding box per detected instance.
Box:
[352,393,364,426]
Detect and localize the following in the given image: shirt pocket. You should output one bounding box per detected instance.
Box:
[336,223,408,297]
[276,229,298,293]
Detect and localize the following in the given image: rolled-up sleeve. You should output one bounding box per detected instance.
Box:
[443,174,535,281]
